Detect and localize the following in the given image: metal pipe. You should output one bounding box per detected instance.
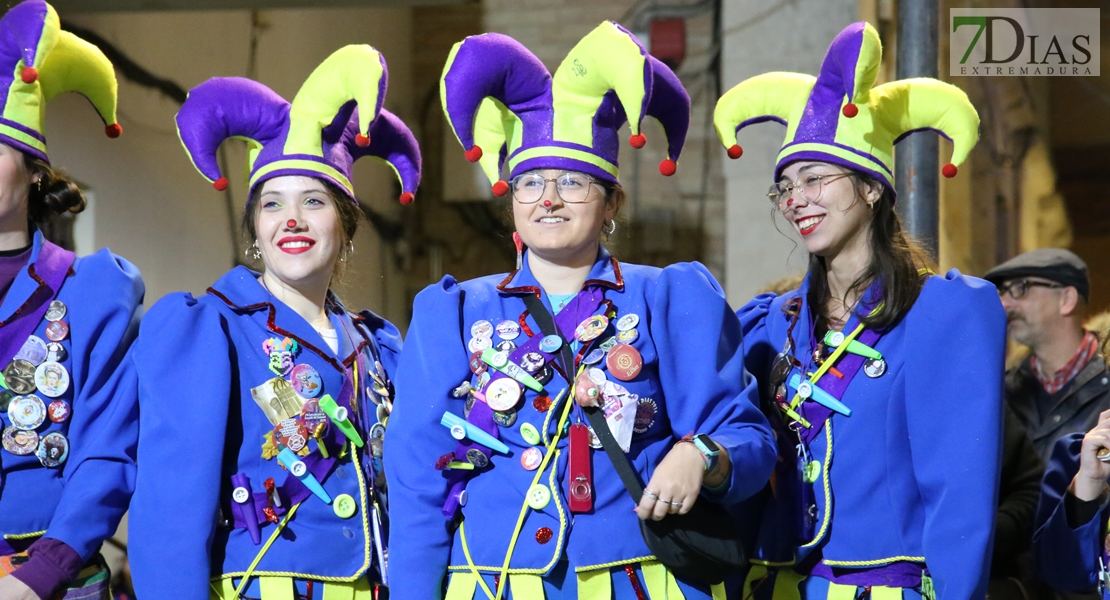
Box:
[894,0,939,257]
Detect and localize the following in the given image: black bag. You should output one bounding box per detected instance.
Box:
[521,293,750,585]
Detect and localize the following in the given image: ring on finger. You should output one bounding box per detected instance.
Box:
[643,489,659,500]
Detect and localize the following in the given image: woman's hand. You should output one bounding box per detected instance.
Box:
[637,442,706,521]
[1071,409,1110,501]
[0,574,42,600]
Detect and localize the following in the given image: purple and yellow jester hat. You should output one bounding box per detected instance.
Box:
[0,0,122,163]
[714,21,979,191]
[440,21,691,197]
[176,44,421,205]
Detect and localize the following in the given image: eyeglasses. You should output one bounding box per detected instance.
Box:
[767,172,856,209]
[997,278,1063,299]
[510,171,601,204]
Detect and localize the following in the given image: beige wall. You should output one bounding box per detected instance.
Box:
[48,7,415,321]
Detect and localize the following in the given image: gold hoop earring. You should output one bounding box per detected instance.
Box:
[245,241,261,261]
[340,239,355,262]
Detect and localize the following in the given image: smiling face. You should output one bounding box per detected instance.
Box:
[253,175,345,290]
[511,169,618,263]
[776,161,878,259]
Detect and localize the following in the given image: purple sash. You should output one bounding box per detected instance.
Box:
[796,327,883,446]
[0,240,75,369]
[810,560,926,588]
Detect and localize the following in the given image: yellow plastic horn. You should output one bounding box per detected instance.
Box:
[286,44,386,155]
[552,21,648,148]
[713,72,815,159]
[872,77,980,178]
[39,30,120,137]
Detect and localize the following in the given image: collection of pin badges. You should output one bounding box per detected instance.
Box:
[0,301,72,467]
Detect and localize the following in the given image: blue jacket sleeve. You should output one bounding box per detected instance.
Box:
[736,292,779,393]
[45,251,144,560]
[129,294,231,600]
[1034,433,1105,592]
[648,263,776,505]
[904,273,1005,600]
[359,309,403,386]
[384,277,469,600]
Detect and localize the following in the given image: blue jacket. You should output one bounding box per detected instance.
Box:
[0,230,143,560]
[385,246,776,600]
[1034,432,1107,596]
[737,270,1005,599]
[128,266,401,600]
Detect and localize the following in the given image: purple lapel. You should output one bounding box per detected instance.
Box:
[0,239,75,368]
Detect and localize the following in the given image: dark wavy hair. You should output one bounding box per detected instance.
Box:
[806,171,936,331]
[24,157,87,224]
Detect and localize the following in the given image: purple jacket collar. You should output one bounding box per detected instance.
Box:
[496,244,624,296]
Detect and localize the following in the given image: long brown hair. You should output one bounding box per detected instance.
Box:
[806,172,935,331]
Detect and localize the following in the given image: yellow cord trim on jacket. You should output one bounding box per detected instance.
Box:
[3,530,46,540]
[822,556,926,567]
[574,555,657,572]
[801,420,833,549]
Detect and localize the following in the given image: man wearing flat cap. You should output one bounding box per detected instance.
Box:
[986,248,1110,464]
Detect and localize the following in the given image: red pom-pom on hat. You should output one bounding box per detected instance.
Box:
[355,133,371,147]
[491,180,510,197]
[659,159,676,176]
[105,123,122,138]
[629,133,647,149]
[20,67,37,84]
[842,103,859,118]
[941,163,958,178]
[464,145,483,163]
[399,192,415,205]
[727,144,743,159]
[213,177,229,191]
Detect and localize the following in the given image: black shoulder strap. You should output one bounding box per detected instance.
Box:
[520,292,644,503]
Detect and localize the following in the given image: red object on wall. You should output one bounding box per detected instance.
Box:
[650,18,686,70]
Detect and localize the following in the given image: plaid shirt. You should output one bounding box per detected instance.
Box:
[1031,331,1100,394]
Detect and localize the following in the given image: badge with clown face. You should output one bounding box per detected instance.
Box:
[264,337,300,377]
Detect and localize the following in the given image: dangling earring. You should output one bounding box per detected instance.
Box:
[512,232,523,271]
[246,241,261,260]
[340,239,355,262]
[867,198,875,210]
[603,219,616,238]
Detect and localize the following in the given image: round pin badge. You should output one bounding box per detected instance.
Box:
[616,314,640,332]
[301,398,328,431]
[495,340,517,353]
[616,329,638,344]
[274,418,309,453]
[539,335,562,354]
[587,368,607,386]
[34,361,69,398]
[48,400,70,423]
[583,349,605,365]
[606,344,643,382]
[8,395,45,430]
[535,366,554,386]
[495,320,521,341]
[599,336,618,352]
[485,378,522,412]
[0,390,13,413]
[466,448,489,468]
[44,300,67,322]
[470,320,494,339]
[634,397,658,434]
[575,315,609,343]
[36,431,68,468]
[289,364,323,398]
[493,409,517,427]
[864,358,887,378]
[477,371,492,389]
[45,343,66,363]
[369,423,386,441]
[44,320,69,343]
[2,426,38,455]
[468,336,492,354]
[526,484,551,510]
[14,336,48,366]
[520,447,543,470]
[3,360,36,395]
[469,352,488,375]
[519,352,545,373]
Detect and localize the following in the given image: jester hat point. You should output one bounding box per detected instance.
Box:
[0,0,122,163]
[440,21,691,196]
[714,21,979,192]
[176,44,421,205]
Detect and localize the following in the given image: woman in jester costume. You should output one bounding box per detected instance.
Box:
[0,2,142,599]
[385,21,775,600]
[718,22,1006,599]
[128,45,420,600]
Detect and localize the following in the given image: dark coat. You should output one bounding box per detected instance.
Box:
[1007,355,1110,465]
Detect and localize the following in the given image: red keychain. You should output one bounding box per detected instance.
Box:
[568,423,593,513]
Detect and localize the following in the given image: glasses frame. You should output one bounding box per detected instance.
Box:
[997,278,1064,299]
[510,171,603,205]
[767,172,856,209]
